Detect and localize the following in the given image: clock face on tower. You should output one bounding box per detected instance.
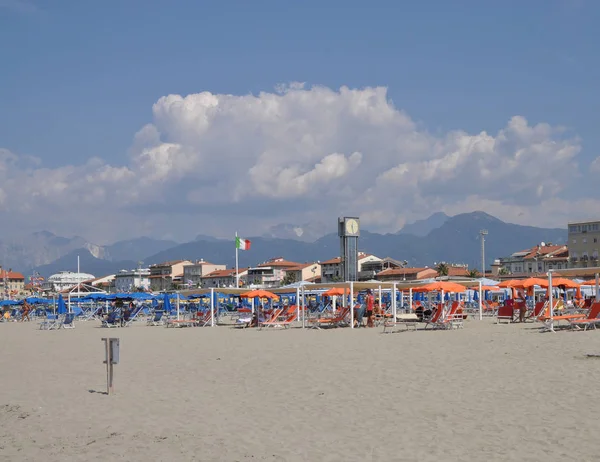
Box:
[345,218,359,235]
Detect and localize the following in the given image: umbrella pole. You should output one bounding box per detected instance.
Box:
[349,281,354,329]
[210,288,215,327]
[547,270,555,333]
[392,283,397,320]
[478,281,483,321]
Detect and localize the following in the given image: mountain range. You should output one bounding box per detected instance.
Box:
[2,211,567,279]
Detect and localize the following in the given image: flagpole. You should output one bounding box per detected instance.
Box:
[235,231,239,288]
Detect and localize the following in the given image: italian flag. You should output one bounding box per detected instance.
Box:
[236,236,251,250]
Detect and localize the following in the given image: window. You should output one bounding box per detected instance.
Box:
[594,238,598,243]
[583,238,587,243]
[573,239,577,244]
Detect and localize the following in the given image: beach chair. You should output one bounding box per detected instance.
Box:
[61,313,75,329]
[496,303,515,324]
[429,302,462,330]
[147,310,164,326]
[566,303,600,331]
[124,305,144,327]
[383,313,419,333]
[196,309,214,327]
[424,304,447,329]
[102,311,121,328]
[308,306,351,329]
[259,306,297,329]
[39,314,59,330]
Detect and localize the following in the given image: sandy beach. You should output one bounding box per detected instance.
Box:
[1,318,600,461]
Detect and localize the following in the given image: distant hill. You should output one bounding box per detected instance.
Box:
[0,231,107,273]
[33,248,137,279]
[28,211,568,277]
[142,211,567,272]
[398,212,449,236]
[105,237,178,262]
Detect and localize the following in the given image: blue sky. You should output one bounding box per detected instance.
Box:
[0,0,599,242]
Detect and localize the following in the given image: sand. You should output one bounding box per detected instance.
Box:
[1,317,600,461]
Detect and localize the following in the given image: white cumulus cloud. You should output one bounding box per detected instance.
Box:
[0,84,595,242]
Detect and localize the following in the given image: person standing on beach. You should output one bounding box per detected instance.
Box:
[366,289,375,328]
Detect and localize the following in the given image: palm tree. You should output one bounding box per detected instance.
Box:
[467,269,480,278]
[436,262,449,277]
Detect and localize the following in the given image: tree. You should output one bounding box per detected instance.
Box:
[436,262,449,277]
[498,267,510,276]
[467,269,480,278]
[281,272,297,286]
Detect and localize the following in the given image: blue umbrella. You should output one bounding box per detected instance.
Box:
[163,293,172,313]
[57,294,67,314]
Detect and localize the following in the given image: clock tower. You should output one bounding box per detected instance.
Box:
[338,217,360,281]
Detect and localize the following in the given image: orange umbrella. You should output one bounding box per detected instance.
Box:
[498,279,520,288]
[240,289,279,300]
[551,278,580,289]
[466,283,500,291]
[322,287,346,297]
[520,277,549,289]
[418,281,467,293]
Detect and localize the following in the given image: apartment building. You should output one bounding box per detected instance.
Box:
[201,268,248,288]
[498,243,569,274]
[182,259,227,289]
[246,257,302,288]
[148,260,193,292]
[320,252,382,283]
[568,220,600,268]
[114,268,151,292]
[283,262,321,284]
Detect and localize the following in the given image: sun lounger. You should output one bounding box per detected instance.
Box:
[61,313,75,329]
[102,311,121,328]
[308,306,351,329]
[259,307,298,329]
[568,303,600,331]
[383,313,419,333]
[39,314,59,330]
[146,310,164,326]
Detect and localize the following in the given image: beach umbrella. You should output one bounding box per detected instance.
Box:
[57,294,67,315]
[520,278,549,289]
[417,281,467,293]
[498,279,520,288]
[322,287,346,297]
[240,289,279,299]
[163,293,172,313]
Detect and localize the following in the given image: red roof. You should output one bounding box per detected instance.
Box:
[377,267,435,277]
[257,259,302,268]
[521,245,566,260]
[150,260,187,268]
[0,270,25,280]
[203,268,248,278]
[321,257,341,265]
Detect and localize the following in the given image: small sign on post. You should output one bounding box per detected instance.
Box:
[101,338,119,394]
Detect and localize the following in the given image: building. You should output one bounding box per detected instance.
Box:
[359,257,407,281]
[42,271,95,293]
[247,257,302,288]
[114,268,151,292]
[149,260,193,292]
[0,269,26,298]
[568,220,600,268]
[182,259,226,289]
[283,262,321,284]
[376,267,437,282]
[320,253,382,283]
[498,243,568,275]
[201,268,248,288]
